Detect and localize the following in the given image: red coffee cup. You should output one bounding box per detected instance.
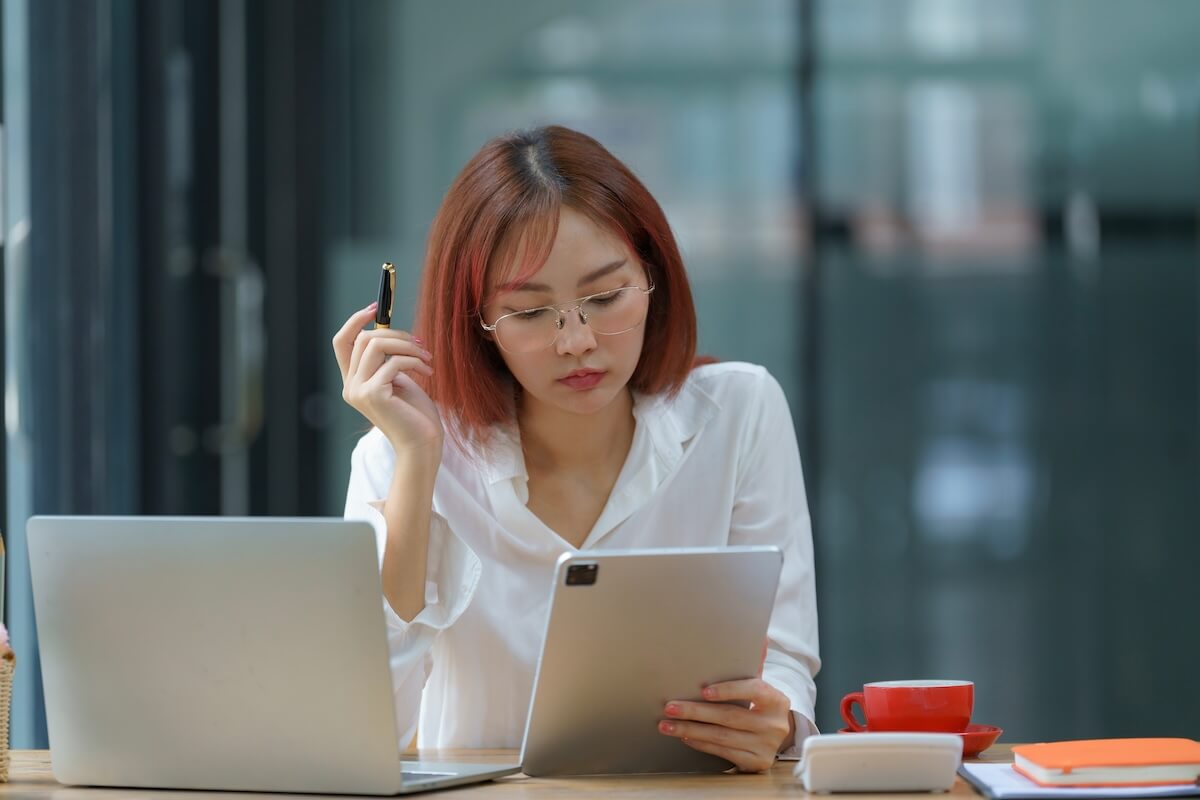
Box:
[840,680,974,732]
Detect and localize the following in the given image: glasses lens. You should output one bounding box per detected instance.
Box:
[494,307,559,353]
[583,286,649,335]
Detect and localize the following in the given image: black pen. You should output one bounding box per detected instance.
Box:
[375,262,396,329]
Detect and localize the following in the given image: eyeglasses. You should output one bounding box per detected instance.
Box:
[480,282,655,353]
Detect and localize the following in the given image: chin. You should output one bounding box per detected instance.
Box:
[554,389,617,416]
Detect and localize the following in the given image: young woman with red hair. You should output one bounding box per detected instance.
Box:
[333,126,819,772]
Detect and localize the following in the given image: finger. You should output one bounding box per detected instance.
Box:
[701,678,783,707]
[364,355,433,392]
[664,700,760,733]
[352,333,429,384]
[350,356,430,411]
[332,303,378,379]
[348,327,420,383]
[658,719,759,753]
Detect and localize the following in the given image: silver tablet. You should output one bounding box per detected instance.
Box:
[519,546,783,776]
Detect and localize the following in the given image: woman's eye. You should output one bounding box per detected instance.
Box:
[515,308,549,320]
[589,290,623,306]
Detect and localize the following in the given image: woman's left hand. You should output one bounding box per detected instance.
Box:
[658,678,795,773]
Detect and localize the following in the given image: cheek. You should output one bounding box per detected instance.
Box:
[621,331,648,369]
[501,350,549,384]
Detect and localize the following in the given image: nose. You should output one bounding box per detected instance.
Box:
[554,306,597,356]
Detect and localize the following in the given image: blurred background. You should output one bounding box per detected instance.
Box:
[4,0,1198,749]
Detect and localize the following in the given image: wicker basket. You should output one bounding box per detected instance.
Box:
[0,648,12,782]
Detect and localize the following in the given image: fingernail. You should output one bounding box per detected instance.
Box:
[702,687,716,700]
[659,722,675,734]
[665,704,680,717]
[366,301,378,311]
[413,336,424,345]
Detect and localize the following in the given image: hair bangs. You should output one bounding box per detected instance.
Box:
[482,198,561,309]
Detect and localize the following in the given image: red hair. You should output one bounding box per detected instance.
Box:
[413,126,698,450]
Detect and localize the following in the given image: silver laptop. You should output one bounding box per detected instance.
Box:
[27,515,519,795]
[520,546,783,776]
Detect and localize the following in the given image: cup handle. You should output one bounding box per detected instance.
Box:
[840,691,868,732]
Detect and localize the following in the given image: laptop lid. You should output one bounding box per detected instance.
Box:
[28,515,412,794]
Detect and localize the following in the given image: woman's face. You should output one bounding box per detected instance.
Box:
[483,207,651,420]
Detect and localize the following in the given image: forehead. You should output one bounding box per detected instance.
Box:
[489,207,634,293]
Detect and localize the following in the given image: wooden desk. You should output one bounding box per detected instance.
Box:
[0,745,1014,798]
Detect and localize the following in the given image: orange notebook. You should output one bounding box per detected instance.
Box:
[1012,739,1200,788]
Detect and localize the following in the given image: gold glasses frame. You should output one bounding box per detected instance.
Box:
[479,281,656,353]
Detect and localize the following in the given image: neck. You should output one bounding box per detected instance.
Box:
[517,388,636,472]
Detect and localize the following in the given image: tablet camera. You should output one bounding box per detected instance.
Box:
[565,563,598,586]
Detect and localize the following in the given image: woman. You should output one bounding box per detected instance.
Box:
[333,126,819,772]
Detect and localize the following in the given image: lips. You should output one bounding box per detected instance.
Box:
[558,369,606,391]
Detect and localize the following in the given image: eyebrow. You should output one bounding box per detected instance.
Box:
[499,259,628,294]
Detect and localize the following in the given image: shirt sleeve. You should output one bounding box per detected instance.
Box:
[728,369,822,756]
[343,430,482,750]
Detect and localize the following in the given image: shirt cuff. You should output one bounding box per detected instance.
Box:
[363,501,481,633]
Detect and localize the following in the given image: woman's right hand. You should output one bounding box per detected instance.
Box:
[333,302,444,455]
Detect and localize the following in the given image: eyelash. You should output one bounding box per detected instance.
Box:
[589,291,621,305]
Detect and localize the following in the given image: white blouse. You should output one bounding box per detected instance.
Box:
[343,361,821,755]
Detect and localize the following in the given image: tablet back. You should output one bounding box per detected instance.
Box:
[519,546,783,776]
